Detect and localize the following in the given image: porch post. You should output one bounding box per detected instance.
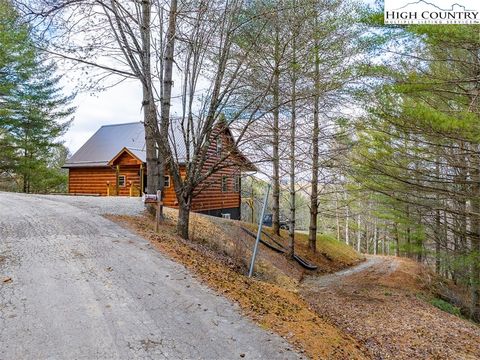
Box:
[140,164,144,196]
[116,165,120,196]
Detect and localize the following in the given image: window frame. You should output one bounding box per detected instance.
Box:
[164,175,171,188]
[221,175,228,192]
[233,175,240,193]
[118,175,126,187]
[216,137,222,155]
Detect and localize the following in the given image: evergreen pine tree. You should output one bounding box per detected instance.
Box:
[0,0,75,193]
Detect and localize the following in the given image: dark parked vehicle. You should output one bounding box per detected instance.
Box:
[262,213,289,230]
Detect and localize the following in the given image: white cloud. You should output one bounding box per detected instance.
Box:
[62,80,142,153]
[62,69,208,155]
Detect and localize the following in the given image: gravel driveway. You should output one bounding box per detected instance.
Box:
[301,256,395,289]
[0,193,299,359]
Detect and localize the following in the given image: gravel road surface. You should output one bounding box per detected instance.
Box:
[302,256,398,289]
[0,193,299,359]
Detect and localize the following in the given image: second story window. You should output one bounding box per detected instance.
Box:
[234,175,240,192]
[164,175,171,188]
[216,137,222,155]
[222,176,228,192]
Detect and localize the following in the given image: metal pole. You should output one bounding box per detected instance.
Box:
[249,184,271,278]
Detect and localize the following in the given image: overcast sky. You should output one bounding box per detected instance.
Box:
[63,80,141,154]
[63,0,380,155]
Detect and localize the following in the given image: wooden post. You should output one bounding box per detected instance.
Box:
[129,181,133,197]
[106,181,110,196]
[140,164,144,196]
[115,165,120,196]
[155,190,162,232]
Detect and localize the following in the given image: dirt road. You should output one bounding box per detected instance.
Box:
[302,255,480,360]
[302,256,395,289]
[0,193,298,359]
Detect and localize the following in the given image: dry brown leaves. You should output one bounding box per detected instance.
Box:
[109,213,369,360]
[302,258,480,360]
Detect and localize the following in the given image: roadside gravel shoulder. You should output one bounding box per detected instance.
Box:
[0,192,300,359]
[34,194,146,216]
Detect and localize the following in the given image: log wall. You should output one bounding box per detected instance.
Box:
[68,166,142,197]
[67,130,244,213]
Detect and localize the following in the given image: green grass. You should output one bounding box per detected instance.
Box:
[276,229,363,266]
[430,298,462,317]
[242,222,363,268]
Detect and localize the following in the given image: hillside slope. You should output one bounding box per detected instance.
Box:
[111,207,479,359]
[111,209,368,359]
[302,256,480,359]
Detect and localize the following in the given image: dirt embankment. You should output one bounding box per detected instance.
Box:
[302,257,480,360]
[110,209,480,360]
[109,211,368,360]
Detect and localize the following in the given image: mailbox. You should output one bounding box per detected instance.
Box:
[142,193,158,204]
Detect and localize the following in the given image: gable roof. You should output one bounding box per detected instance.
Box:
[108,147,145,166]
[64,121,256,171]
[64,122,186,168]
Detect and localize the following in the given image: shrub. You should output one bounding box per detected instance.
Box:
[430,298,462,317]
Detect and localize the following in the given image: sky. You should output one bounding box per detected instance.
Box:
[63,0,380,155]
[64,80,142,153]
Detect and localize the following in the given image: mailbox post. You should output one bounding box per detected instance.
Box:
[155,190,162,232]
[142,191,163,232]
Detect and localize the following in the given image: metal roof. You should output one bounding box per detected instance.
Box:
[64,121,256,171]
[64,122,187,168]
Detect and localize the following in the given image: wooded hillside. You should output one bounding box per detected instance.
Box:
[7,0,480,323]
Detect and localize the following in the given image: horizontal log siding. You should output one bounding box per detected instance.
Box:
[115,151,142,166]
[161,169,182,206]
[68,167,142,197]
[68,129,243,212]
[190,130,241,212]
[69,166,240,210]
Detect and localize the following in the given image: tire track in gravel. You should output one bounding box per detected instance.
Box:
[0,192,300,360]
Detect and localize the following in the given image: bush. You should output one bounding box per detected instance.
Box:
[430,298,462,317]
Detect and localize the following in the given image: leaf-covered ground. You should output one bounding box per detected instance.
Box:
[302,257,480,360]
[108,210,368,359]
[108,209,479,359]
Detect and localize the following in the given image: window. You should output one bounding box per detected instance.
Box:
[164,175,171,188]
[118,175,126,187]
[222,213,231,219]
[216,138,222,155]
[221,176,228,192]
[234,175,240,193]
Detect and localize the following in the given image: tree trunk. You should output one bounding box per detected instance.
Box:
[287,8,297,259]
[373,219,378,255]
[470,148,480,321]
[251,181,255,223]
[357,215,361,253]
[381,228,386,255]
[158,0,178,216]
[23,174,28,193]
[470,55,480,321]
[140,0,160,196]
[345,197,350,245]
[308,21,320,252]
[335,197,340,241]
[406,205,411,258]
[435,208,441,274]
[394,223,400,257]
[143,93,159,195]
[271,21,281,236]
[177,196,191,240]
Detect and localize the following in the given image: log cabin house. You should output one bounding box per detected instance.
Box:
[63,122,255,220]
